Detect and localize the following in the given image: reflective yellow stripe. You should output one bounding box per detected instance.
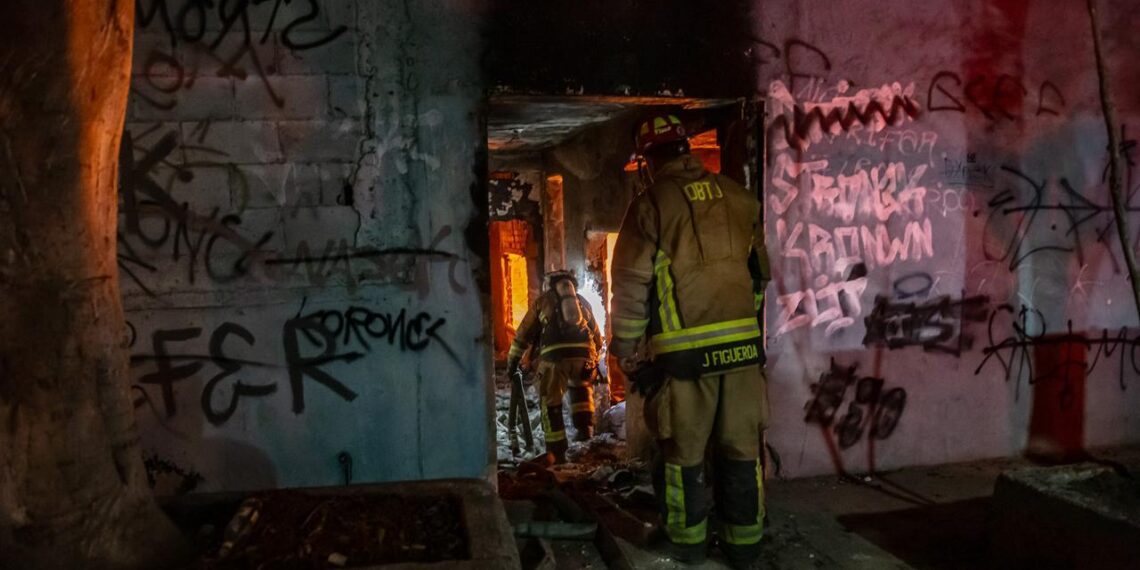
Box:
[540,405,556,433]
[541,404,567,444]
[722,522,763,545]
[668,518,707,545]
[655,251,682,332]
[508,343,526,359]
[757,458,766,522]
[664,464,685,535]
[725,459,764,545]
[650,318,761,355]
[654,330,761,355]
[540,342,592,355]
[653,318,758,342]
[612,317,649,339]
[570,401,594,413]
[663,464,707,544]
[754,291,765,312]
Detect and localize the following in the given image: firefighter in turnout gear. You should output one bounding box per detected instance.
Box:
[507,271,606,465]
[610,114,770,568]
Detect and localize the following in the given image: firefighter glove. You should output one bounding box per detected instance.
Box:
[628,364,663,398]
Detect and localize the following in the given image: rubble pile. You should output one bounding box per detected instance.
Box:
[494,371,627,465]
[197,491,467,569]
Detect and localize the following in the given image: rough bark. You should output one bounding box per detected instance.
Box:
[1087,0,1140,324]
[0,1,187,567]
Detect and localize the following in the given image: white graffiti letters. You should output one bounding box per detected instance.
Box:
[767,77,940,338]
[776,276,869,337]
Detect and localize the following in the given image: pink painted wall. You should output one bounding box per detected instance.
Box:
[754,0,1140,477]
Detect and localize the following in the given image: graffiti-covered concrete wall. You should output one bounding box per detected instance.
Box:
[118,0,1140,489]
[756,0,1140,477]
[121,0,490,492]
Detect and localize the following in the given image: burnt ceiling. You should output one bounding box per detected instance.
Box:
[488,95,739,153]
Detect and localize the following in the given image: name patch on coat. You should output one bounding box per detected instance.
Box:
[702,344,760,368]
[657,336,763,378]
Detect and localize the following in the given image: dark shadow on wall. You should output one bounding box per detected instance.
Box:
[484,0,756,98]
[200,437,279,492]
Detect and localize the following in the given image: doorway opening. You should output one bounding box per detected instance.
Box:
[486,95,754,462]
[583,231,618,344]
[489,217,540,361]
[504,252,529,329]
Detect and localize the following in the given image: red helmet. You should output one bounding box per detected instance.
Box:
[635,114,687,154]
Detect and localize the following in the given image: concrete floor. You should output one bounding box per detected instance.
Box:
[755,445,1140,569]
[505,445,1140,569]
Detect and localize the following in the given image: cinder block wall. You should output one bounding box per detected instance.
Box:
[121,0,490,493]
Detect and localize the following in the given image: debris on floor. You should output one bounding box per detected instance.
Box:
[198,490,468,569]
[499,436,1140,569]
[495,369,626,467]
[499,428,667,569]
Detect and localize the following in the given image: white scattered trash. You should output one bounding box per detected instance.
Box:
[589,465,616,482]
[218,497,261,558]
[599,401,626,440]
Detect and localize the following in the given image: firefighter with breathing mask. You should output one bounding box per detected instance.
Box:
[507,270,606,465]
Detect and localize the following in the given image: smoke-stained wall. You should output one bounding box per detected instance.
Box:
[549,117,642,276]
[121,0,490,493]
[756,0,1140,477]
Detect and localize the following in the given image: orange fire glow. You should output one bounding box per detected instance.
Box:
[505,253,529,328]
[604,232,618,314]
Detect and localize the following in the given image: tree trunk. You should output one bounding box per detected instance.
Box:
[0,1,187,567]
[1087,0,1140,325]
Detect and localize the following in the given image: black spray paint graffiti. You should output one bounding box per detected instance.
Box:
[130,307,449,425]
[134,322,282,425]
[118,127,464,297]
[983,158,1140,273]
[283,306,451,414]
[804,360,907,449]
[975,304,1139,402]
[144,453,205,495]
[135,0,347,109]
[754,35,922,152]
[767,94,922,152]
[750,36,833,97]
[138,0,346,50]
[263,228,465,298]
[117,128,275,296]
[863,277,990,355]
[942,153,996,189]
[927,71,1066,121]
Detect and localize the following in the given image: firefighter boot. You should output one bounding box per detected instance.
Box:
[568,386,594,441]
[715,456,764,568]
[540,404,568,463]
[654,462,709,564]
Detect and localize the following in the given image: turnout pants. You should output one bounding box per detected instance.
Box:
[536,357,596,458]
[645,365,768,558]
